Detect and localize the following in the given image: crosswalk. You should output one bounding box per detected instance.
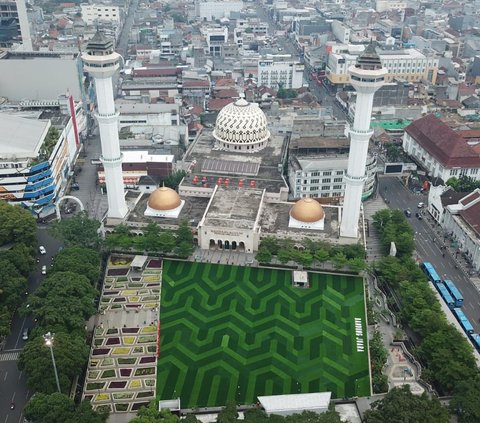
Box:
[0,350,20,362]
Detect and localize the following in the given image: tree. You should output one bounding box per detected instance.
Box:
[181,415,202,423]
[416,326,476,394]
[450,374,480,423]
[24,392,76,423]
[49,211,101,249]
[18,332,89,394]
[176,219,193,244]
[277,249,291,263]
[369,331,388,393]
[363,386,449,423]
[163,170,187,190]
[0,201,36,246]
[217,401,238,423]
[51,247,100,285]
[158,230,176,254]
[175,240,194,258]
[285,410,343,423]
[332,252,348,269]
[106,224,133,250]
[256,247,272,263]
[26,272,97,333]
[129,402,179,423]
[347,257,366,273]
[260,237,280,255]
[446,175,480,192]
[314,248,329,263]
[24,393,108,423]
[142,223,162,252]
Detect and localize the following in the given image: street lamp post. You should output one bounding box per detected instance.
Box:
[43,332,61,393]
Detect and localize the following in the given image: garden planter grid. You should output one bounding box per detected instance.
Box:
[83,257,162,413]
[85,325,158,413]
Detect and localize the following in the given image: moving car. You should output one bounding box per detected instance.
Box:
[41,265,47,275]
[22,328,29,341]
[39,246,46,255]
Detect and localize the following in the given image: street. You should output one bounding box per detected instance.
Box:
[377,176,480,334]
[0,229,62,422]
[0,1,139,419]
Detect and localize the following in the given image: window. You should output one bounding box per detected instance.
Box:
[322,178,331,183]
[334,177,342,182]
[333,184,342,190]
[336,170,343,175]
[323,171,332,176]
[321,186,330,191]
[310,179,319,184]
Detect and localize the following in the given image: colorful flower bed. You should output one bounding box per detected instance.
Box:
[84,257,161,413]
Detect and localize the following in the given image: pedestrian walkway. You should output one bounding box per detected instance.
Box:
[363,195,388,262]
[0,350,20,361]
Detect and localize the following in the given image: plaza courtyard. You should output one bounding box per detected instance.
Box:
[157,260,370,408]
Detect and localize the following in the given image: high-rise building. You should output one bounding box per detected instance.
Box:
[82,32,128,219]
[0,0,32,49]
[340,44,386,238]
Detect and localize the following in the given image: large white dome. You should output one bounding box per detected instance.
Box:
[212,98,270,153]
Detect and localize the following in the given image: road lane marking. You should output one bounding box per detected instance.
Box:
[18,371,23,380]
[0,352,20,362]
[4,414,9,423]
[14,316,27,349]
[4,371,8,381]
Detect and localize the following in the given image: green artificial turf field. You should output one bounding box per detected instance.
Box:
[157,260,370,408]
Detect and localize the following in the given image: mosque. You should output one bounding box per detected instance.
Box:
[124,97,343,253]
[94,44,385,252]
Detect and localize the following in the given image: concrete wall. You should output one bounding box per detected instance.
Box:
[0,56,81,101]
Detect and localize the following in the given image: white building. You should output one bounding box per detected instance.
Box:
[258,56,304,89]
[80,3,121,25]
[258,392,331,417]
[0,99,84,217]
[340,44,386,239]
[195,0,243,21]
[326,46,438,85]
[289,155,377,200]
[203,26,228,57]
[331,20,351,44]
[403,114,480,182]
[442,190,480,272]
[375,0,407,12]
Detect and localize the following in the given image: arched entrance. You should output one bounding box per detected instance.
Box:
[217,240,223,249]
[238,242,245,252]
[209,239,216,250]
[232,241,237,250]
[224,240,230,250]
[55,195,85,220]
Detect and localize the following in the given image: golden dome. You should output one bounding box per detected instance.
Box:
[147,186,181,211]
[290,198,325,223]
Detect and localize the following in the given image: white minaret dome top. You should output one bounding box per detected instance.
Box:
[212,98,270,153]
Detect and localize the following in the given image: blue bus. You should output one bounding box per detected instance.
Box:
[453,308,475,335]
[421,262,442,283]
[443,279,464,307]
[471,334,480,352]
[435,282,455,309]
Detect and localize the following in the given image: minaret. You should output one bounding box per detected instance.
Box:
[82,32,128,219]
[340,43,386,238]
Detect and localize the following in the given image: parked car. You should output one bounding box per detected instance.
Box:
[41,265,47,275]
[417,202,425,208]
[39,246,46,255]
[415,212,423,220]
[404,209,412,217]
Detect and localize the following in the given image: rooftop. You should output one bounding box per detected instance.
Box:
[0,114,49,160]
[202,187,263,230]
[405,114,480,168]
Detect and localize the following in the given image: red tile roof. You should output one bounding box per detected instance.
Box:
[133,68,178,77]
[460,191,480,206]
[459,201,480,236]
[405,114,480,168]
[457,129,480,139]
[214,88,239,99]
[207,98,234,111]
[183,79,210,88]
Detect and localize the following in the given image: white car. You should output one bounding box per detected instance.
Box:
[39,246,46,255]
[41,265,47,275]
[22,328,29,341]
[417,202,425,208]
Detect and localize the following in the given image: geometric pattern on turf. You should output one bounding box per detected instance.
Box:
[157,260,370,408]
